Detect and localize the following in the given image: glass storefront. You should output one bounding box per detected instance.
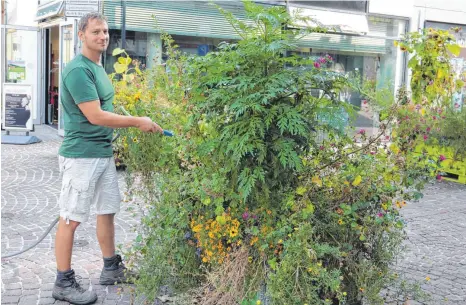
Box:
[103,30,233,74]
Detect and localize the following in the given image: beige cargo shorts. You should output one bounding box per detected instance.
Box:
[58,156,121,223]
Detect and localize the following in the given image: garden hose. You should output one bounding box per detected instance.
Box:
[1,216,60,259]
[2,117,172,259]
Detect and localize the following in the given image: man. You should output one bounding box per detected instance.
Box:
[52,12,163,305]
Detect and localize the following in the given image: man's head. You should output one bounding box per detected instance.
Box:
[78,12,109,54]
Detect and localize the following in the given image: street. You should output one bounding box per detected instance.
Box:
[1,125,466,305]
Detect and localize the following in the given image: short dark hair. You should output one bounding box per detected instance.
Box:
[78,12,108,32]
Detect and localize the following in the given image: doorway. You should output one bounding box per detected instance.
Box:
[44,26,60,128]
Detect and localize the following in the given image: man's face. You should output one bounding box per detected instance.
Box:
[79,18,109,53]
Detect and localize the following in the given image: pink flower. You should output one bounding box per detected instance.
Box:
[326,54,333,61]
[426,127,431,133]
[370,151,376,155]
[432,116,437,120]
[319,57,327,64]
[251,214,258,220]
[439,155,446,161]
[363,100,367,105]
[423,135,428,141]
[242,212,249,220]
[319,145,324,150]
[377,213,384,218]
[358,129,366,135]
[385,136,390,140]
[436,174,442,181]
[314,62,321,69]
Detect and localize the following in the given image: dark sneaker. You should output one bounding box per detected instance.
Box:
[52,270,97,305]
[99,254,137,285]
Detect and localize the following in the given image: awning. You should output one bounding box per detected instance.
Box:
[35,0,64,21]
[289,6,369,35]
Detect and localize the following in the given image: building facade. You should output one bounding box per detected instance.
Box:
[2,0,464,134]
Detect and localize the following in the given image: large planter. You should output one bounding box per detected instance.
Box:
[414,143,466,184]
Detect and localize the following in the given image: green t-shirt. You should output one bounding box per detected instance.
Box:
[58,54,114,158]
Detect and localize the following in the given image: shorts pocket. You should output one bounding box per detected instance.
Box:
[67,176,92,215]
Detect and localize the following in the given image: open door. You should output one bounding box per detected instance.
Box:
[57,19,78,136]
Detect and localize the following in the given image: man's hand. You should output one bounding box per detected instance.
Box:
[137,117,164,134]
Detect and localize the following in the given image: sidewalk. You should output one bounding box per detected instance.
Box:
[1,125,139,305]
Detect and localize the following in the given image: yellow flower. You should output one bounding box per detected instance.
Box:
[352,175,362,186]
[229,227,238,238]
[132,137,138,143]
[338,219,344,225]
[317,261,322,267]
[256,301,261,305]
[202,257,208,263]
[307,267,313,272]
[343,292,347,296]
[192,224,203,233]
[278,239,283,244]
[359,287,364,293]
[208,231,215,239]
[250,236,259,246]
[426,276,431,281]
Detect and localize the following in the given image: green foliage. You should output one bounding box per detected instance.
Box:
[110,2,440,304]
[431,109,466,160]
[396,28,463,106]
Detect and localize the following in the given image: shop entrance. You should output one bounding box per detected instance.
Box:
[39,20,77,136]
[44,26,60,128]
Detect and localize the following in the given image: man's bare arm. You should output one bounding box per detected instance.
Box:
[78,100,163,133]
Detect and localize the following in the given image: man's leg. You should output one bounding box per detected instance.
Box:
[55,218,80,271]
[53,217,97,305]
[96,213,115,257]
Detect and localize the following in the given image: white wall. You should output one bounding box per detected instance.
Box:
[6,0,38,26]
[369,0,415,18]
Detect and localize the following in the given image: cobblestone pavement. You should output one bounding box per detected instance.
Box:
[398,182,466,305]
[1,126,139,305]
[2,126,466,305]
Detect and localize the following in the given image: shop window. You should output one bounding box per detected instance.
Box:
[104,29,148,74]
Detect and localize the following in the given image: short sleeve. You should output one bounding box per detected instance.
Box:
[64,67,99,104]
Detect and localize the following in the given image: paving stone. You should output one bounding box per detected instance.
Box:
[396,181,466,304]
[38,297,56,305]
[1,295,21,304]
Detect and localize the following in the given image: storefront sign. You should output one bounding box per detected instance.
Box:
[2,84,34,131]
[65,0,99,17]
[35,0,64,21]
[7,60,26,81]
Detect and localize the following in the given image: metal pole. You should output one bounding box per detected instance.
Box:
[121,0,126,49]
